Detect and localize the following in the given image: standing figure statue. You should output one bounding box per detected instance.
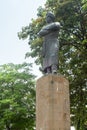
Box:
[38,12,60,74]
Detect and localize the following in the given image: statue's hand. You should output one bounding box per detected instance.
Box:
[45,22,60,31]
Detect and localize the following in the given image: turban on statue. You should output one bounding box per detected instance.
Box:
[46,11,55,20]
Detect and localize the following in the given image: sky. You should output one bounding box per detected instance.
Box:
[0,1,75,129]
[0,0,46,77]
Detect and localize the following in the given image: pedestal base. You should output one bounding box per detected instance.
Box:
[36,74,70,130]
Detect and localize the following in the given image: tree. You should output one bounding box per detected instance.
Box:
[18,0,87,129]
[0,63,36,130]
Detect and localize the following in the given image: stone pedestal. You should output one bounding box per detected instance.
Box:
[36,74,70,130]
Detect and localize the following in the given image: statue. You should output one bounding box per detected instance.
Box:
[38,12,60,74]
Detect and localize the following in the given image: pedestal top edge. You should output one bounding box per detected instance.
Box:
[37,74,69,83]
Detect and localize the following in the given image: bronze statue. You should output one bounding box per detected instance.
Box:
[38,12,60,74]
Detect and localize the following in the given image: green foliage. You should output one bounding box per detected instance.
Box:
[18,0,87,129]
[0,63,36,130]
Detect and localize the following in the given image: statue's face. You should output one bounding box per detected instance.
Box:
[46,16,53,23]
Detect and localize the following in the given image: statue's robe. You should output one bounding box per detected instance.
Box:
[38,22,60,71]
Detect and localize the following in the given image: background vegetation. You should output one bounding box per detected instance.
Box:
[0,63,36,130]
[18,0,87,130]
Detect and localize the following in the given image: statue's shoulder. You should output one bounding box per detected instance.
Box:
[48,22,60,27]
[54,22,60,26]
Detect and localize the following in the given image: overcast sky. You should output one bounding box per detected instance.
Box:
[0,0,47,77]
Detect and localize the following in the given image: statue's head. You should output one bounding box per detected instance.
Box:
[46,11,55,23]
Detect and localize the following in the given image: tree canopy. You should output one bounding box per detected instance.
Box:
[18,0,87,129]
[0,63,36,130]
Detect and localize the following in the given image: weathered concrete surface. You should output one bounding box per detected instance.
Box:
[36,74,70,130]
